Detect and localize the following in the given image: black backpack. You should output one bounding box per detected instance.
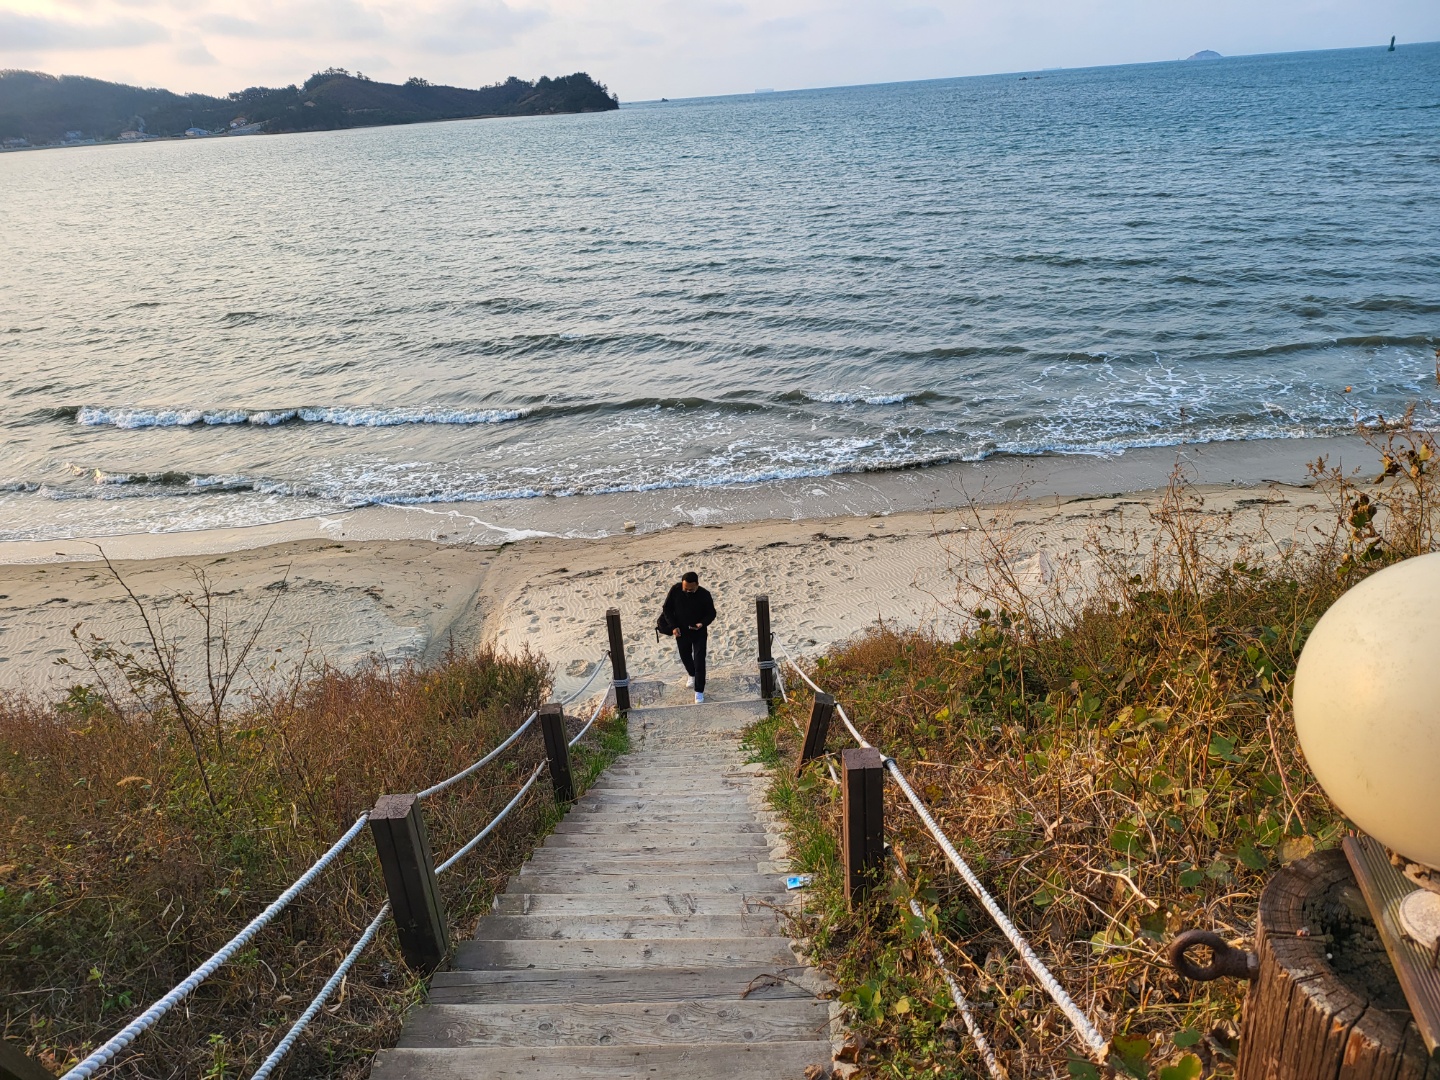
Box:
[655,608,675,642]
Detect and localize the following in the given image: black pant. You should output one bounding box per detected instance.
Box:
[676,629,707,693]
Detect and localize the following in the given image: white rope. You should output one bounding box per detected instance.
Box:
[884,761,1108,1060]
[417,711,539,800]
[774,636,1109,1063]
[416,648,607,800]
[568,696,607,748]
[561,651,612,705]
[435,761,547,876]
[61,813,372,1080]
[248,902,391,1080]
[890,862,1006,1080]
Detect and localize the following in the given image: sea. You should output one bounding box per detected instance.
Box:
[1,43,1437,544]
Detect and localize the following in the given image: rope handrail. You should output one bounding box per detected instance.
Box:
[891,858,1005,1080]
[773,639,1110,1063]
[436,760,548,876]
[77,645,613,1079]
[568,696,607,748]
[561,650,612,705]
[248,902,391,1080]
[417,710,539,800]
[60,813,372,1080]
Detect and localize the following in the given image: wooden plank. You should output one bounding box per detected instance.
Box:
[540,832,776,850]
[553,821,771,835]
[452,936,799,971]
[521,854,775,873]
[427,965,821,1005]
[469,914,785,940]
[1346,835,1440,1061]
[368,1040,835,1080]
[396,999,832,1048]
[369,793,450,973]
[490,893,796,917]
[504,873,788,895]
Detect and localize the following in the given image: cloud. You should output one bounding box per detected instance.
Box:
[176,37,219,65]
[193,0,386,42]
[0,9,168,49]
[414,0,548,55]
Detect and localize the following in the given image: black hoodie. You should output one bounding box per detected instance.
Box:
[662,582,716,635]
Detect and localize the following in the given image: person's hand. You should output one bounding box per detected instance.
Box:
[693,623,703,630]
[672,628,681,638]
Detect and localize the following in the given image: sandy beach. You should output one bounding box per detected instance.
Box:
[0,467,1341,703]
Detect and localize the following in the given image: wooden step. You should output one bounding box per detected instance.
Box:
[552,820,773,836]
[395,999,833,1048]
[564,811,763,825]
[427,965,820,1005]
[521,854,779,874]
[540,832,777,850]
[491,893,796,917]
[470,914,785,940]
[452,936,798,970]
[506,873,788,896]
[369,1040,833,1079]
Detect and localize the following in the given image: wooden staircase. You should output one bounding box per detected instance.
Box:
[370,673,837,1079]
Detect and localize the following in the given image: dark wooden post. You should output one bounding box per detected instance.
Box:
[606,607,630,713]
[1226,847,1438,1079]
[841,747,885,909]
[539,702,575,802]
[797,692,836,774]
[756,594,775,701]
[0,1040,52,1080]
[369,793,449,973]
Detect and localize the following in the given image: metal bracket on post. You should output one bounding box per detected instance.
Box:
[539,702,575,802]
[841,747,885,909]
[756,594,775,701]
[606,607,631,713]
[369,793,450,973]
[797,692,836,775]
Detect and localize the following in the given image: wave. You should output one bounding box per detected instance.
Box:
[800,389,913,405]
[72,405,527,429]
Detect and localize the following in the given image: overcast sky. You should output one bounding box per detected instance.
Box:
[2,0,1436,101]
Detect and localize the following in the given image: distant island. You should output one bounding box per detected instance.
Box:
[0,68,618,149]
[1185,50,1224,61]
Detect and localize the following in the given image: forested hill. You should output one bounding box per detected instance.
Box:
[0,69,619,147]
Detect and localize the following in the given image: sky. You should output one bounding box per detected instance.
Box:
[1,0,1436,102]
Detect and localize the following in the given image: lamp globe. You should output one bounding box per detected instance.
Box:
[1294,550,1440,945]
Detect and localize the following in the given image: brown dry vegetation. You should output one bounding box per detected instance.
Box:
[0,573,624,1078]
[749,423,1438,1079]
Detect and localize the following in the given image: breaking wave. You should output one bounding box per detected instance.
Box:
[72,406,527,429]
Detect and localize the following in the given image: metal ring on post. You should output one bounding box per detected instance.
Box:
[1167,929,1258,981]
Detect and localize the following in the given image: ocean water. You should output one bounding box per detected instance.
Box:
[1,43,1437,542]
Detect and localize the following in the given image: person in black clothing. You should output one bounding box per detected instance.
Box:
[661,571,716,703]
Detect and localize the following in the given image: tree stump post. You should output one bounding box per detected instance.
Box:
[1233,848,1437,1079]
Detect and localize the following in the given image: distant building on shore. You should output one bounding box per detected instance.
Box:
[185,127,212,137]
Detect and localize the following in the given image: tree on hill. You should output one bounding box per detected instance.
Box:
[0,68,619,146]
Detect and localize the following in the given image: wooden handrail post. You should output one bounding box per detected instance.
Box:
[756,594,775,701]
[841,747,885,909]
[797,692,835,774]
[605,607,630,713]
[369,793,450,973]
[539,703,575,802]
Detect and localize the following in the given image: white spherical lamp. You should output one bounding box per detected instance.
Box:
[1294,551,1440,947]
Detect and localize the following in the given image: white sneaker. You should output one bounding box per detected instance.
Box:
[685,676,695,689]
[695,691,704,703]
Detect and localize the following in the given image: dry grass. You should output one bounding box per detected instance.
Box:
[752,424,1439,1079]
[1,575,624,1078]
